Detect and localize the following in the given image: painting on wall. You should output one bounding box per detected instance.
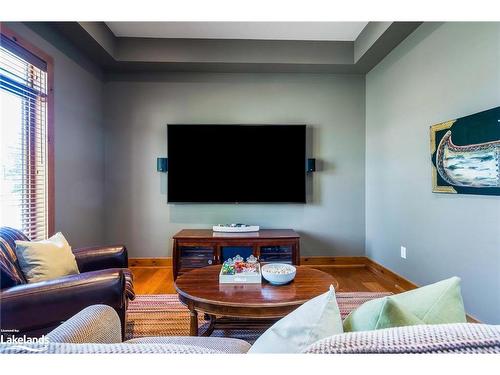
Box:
[430,106,500,196]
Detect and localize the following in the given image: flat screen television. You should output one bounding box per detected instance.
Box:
[167,124,306,203]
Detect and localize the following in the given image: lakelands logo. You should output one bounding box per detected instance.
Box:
[0,331,50,353]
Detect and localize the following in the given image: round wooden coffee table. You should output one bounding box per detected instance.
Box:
[175,265,338,336]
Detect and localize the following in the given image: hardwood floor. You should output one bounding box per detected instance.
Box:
[129,262,479,322]
[131,267,176,294]
[130,265,403,295]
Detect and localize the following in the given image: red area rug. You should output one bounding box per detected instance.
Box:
[126,292,391,343]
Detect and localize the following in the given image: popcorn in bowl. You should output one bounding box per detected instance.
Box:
[262,263,296,285]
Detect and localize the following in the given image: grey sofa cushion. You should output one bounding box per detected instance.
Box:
[0,342,223,354]
[126,336,251,354]
[303,323,500,354]
[8,304,250,354]
[47,305,122,344]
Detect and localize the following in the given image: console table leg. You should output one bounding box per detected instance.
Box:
[189,309,199,336]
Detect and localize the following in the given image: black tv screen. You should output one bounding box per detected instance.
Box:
[167,124,306,203]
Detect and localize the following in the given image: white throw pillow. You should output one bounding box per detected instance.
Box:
[249,285,343,353]
[15,232,80,283]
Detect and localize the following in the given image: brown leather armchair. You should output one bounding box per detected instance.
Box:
[0,227,135,339]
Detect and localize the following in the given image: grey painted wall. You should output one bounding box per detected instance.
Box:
[365,22,500,323]
[5,23,105,247]
[8,21,498,323]
[116,38,353,65]
[103,73,365,258]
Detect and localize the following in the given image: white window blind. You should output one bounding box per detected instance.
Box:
[0,34,49,240]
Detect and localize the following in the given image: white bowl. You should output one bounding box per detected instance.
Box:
[261,263,296,285]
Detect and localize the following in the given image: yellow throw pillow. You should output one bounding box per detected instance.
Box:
[15,232,80,283]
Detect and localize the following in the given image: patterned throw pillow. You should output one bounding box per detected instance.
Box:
[0,242,25,288]
[0,227,29,288]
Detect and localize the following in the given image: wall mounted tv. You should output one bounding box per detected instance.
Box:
[167,124,306,203]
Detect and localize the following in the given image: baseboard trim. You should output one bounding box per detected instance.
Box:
[129,257,172,267]
[128,256,366,268]
[361,258,479,323]
[363,258,418,293]
[301,256,417,291]
[300,256,366,268]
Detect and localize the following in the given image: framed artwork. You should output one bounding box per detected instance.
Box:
[430,106,500,196]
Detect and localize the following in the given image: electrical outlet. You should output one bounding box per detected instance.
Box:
[400,246,407,259]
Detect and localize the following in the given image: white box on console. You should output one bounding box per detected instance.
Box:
[219,263,262,284]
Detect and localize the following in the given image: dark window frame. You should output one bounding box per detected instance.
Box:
[1,23,54,237]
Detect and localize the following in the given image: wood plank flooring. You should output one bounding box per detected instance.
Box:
[129,265,480,322]
[130,265,402,295]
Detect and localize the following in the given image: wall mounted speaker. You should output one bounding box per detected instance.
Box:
[157,157,168,172]
[307,158,316,173]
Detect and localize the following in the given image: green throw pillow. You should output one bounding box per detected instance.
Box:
[343,276,467,332]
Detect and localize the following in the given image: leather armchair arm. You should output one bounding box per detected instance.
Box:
[73,245,128,272]
[0,269,127,337]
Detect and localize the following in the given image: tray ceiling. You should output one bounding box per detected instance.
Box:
[105,22,368,41]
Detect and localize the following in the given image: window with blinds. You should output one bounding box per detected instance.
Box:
[0,34,50,240]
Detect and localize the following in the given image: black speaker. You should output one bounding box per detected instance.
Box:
[157,157,168,172]
[307,158,316,173]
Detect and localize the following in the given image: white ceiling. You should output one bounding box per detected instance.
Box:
[105,22,368,41]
